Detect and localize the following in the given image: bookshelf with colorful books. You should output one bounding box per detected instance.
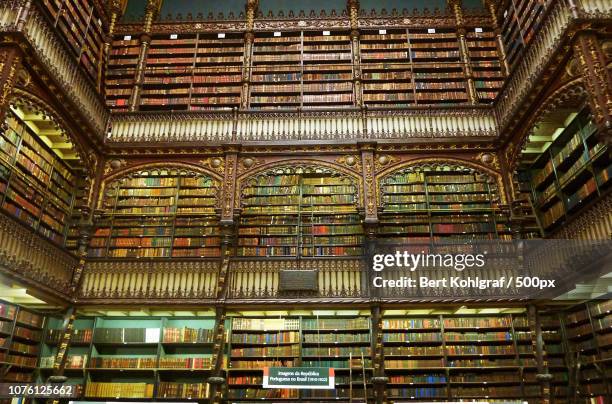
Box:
[409,28,467,105]
[238,171,363,257]
[250,31,303,109]
[139,33,244,111]
[301,31,354,107]
[378,166,510,251]
[227,315,372,400]
[78,316,216,401]
[106,35,140,111]
[190,33,244,111]
[228,317,301,400]
[466,27,504,103]
[522,109,611,233]
[0,109,77,248]
[89,169,220,259]
[41,0,105,86]
[360,29,414,107]
[0,301,46,384]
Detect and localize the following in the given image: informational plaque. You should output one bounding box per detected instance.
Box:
[278,270,318,292]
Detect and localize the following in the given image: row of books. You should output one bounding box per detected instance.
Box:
[85,382,154,398]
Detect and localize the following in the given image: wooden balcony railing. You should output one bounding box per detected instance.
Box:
[108,106,497,143]
[0,213,76,301]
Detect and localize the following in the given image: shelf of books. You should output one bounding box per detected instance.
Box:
[360,29,414,107]
[238,172,364,257]
[523,110,611,233]
[500,0,547,72]
[409,28,467,105]
[250,31,303,109]
[41,0,105,85]
[139,33,244,111]
[0,301,46,383]
[382,311,541,401]
[378,166,510,252]
[89,170,220,259]
[0,109,77,247]
[563,302,612,400]
[106,35,140,111]
[302,31,354,107]
[49,316,217,401]
[466,27,504,103]
[227,316,372,401]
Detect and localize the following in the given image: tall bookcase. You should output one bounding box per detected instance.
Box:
[105,24,503,111]
[238,171,364,257]
[521,110,611,233]
[42,316,216,401]
[106,35,140,111]
[466,26,504,103]
[0,108,77,247]
[500,0,548,72]
[227,316,372,401]
[250,32,303,109]
[0,300,46,383]
[378,166,510,249]
[89,169,220,259]
[41,0,105,86]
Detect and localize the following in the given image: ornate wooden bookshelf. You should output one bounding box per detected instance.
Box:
[466,27,504,103]
[378,165,510,250]
[89,169,220,259]
[41,0,105,87]
[0,301,46,383]
[227,316,372,401]
[0,109,77,248]
[521,110,611,233]
[106,35,140,111]
[238,170,363,258]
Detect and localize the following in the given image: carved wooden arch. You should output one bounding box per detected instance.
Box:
[505,77,588,172]
[376,157,507,206]
[98,162,223,211]
[235,159,363,210]
[8,88,94,177]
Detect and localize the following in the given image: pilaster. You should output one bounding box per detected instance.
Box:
[240,0,258,109]
[483,0,510,77]
[348,0,362,107]
[449,0,478,104]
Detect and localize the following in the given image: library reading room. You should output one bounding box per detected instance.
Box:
[0,0,611,403]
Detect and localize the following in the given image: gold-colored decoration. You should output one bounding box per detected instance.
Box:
[335,155,362,172]
[201,157,225,176]
[374,154,399,173]
[104,158,127,175]
[475,152,500,170]
[238,156,264,176]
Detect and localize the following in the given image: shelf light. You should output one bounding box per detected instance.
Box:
[123,35,131,40]
[218,32,226,39]
[427,28,436,34]
[378,29,386,35]
[322,30,330,36]
[475,27,483,33]
[273,31,282,37]
[170,34,178,39]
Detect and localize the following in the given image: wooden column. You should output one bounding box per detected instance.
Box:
[240,0,258,109]
[449,0,478,104]
[47,307,75,404]
[207,306,228,404]
[574,31,612,148]
[359,142,377,224]
[348,0,363,107]
[483,0,510,77]
[0,46,22,124]
[128,0,162,111]
[100,0,125,94]
[528,305,552,404]
[370,305,387,404]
